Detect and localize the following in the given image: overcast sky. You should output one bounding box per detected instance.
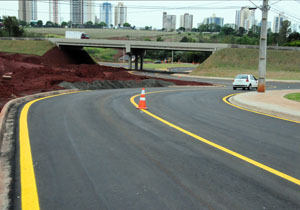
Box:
[0,0,299,29]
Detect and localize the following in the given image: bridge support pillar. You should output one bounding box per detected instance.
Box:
[140,54,144,70]
[129,54,132,69]
[134,54,138,70]
[130,49,146,71]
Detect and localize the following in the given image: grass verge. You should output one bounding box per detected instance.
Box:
[284,93,300,102]
[191,48,300,80]
[84,47,119,62]
[144,63,197,70]
[0,40,55,56]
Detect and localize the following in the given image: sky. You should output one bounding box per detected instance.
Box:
[0,0,300,30]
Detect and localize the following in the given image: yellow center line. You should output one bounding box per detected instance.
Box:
[223,93,300,124]
[20,91,81,210]
[130,89,300,186]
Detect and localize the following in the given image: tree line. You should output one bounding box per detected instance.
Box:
[179,21,300,47]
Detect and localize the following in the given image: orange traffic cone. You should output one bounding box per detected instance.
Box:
[137,88,148,109]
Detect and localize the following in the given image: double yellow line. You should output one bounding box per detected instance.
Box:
[130,89,300,187]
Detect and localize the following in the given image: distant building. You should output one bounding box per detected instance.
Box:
[100,2,112,27]
[203,14,224,27]
[162,12,176,31]
[70,0,94,25]
[180,13,193,31]
[49,0,60,24]
[18,0,37,23]
[258,21,272,31]
[84,0,94,23]
[235,7,255,30]
[114,2,127,27]
[70,0,83,24]
[273,13,287,33]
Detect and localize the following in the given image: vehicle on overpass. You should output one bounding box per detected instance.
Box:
[65,31,90,39]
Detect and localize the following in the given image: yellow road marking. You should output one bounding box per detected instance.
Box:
[130,89,300,186]
[20,91,81,210]
[223,93,300,124]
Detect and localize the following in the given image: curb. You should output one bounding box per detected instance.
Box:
[230,93,300,122]
[0,89,78,210]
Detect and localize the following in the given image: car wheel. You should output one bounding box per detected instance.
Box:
[248,84,252,90]
[242,88,245,90]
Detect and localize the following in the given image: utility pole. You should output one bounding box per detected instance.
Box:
[257,0,270,92]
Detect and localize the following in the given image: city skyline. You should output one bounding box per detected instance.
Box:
[0,1,299,30]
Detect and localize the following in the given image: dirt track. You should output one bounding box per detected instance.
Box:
[0,47,211,110]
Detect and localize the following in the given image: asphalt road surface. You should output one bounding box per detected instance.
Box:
[15,87,300,210]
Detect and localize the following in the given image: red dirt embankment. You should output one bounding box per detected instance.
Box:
[0,47,211,110]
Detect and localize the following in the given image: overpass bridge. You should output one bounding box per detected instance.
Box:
[48,38,300,70]
[49,38,229,70]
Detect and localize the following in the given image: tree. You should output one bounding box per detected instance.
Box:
[287,32,300,42]
[178,27,185,32]
[98,22,106,28]
[85,21,93,28]
[37,20,43,27]
[67,21,73,28]
[3,16,24,37]
[123,22,131,28]
[237,27,246,36]
[208,23,221,32]
[278,20,291,45]
[198,24,209,32]
[220,25,235,35]
[45,21,54,27]
[61,21,67,28]
[19,20,27,27]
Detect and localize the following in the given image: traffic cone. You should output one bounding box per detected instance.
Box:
[137,88,148,109]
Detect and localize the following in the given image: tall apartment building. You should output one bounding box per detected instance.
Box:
[100,2,112,27]
[235,7,255,30]
[49,0,60,24]
[180,13,193,31]
[203,14,224,27]
[70,0,94,25]
[84,0,94,23]
[18,0,37,23]
[71,0,83,24]
[162,12,176,31]
[273,13,286,33]
[114,2,127,27]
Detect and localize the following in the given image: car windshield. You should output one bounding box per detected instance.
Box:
[235,75,248,79]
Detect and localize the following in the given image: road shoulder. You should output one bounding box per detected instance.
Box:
[230,89,300,122]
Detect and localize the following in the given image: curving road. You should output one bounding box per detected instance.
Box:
[15,87,300,210]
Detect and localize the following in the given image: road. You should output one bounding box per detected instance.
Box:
[15,87,300,210]
[98,62,196,73]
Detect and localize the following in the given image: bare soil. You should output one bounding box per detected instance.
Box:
[0,47,211,110]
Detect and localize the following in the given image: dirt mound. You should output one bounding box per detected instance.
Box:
[0,48,212,111]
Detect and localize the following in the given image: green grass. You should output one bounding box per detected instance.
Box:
[25,28,177,40]
[0,40,55,56]
[144,63,197,70]
[84,47,119,62]
[191,48,300,80]
[284,93,300,102]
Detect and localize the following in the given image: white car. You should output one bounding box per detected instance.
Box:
[233,74,258,90]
